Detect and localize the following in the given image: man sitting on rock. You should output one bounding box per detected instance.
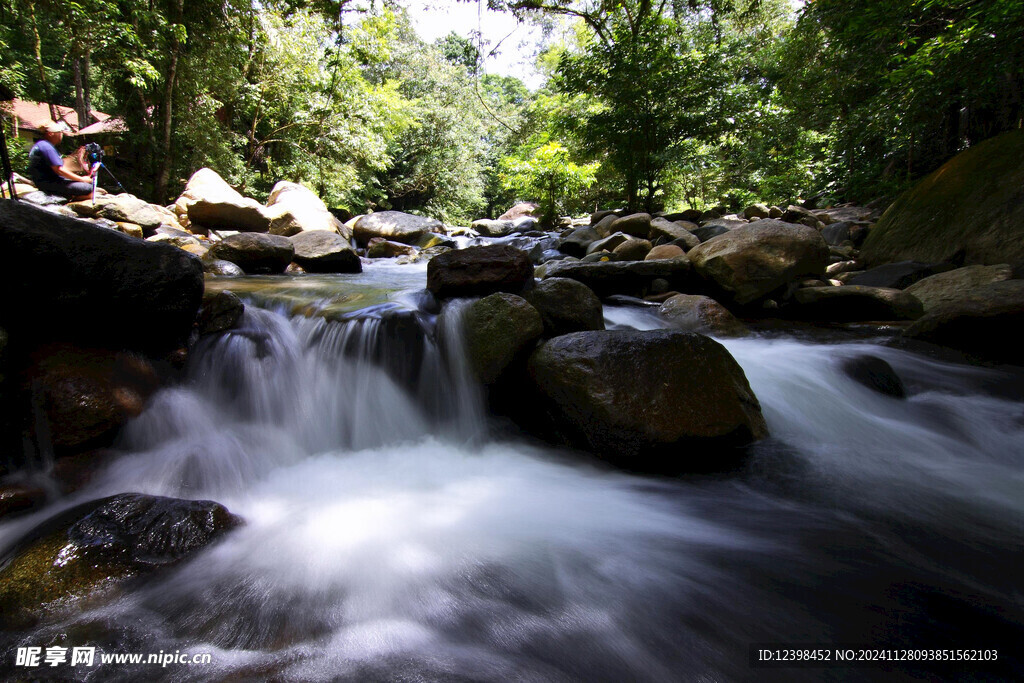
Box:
[27,121,96,201]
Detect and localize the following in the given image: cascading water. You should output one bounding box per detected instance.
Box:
[1,277,1022,682]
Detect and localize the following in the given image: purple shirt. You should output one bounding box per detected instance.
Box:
[28,139,65,184]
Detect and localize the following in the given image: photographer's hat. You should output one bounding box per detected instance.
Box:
[38,120,69,134]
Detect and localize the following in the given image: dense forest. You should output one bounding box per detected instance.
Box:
[2,0,1022,221]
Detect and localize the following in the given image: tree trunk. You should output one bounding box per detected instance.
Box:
[27,1,58,121]
[72,51,89,130]
[153,1,184,202]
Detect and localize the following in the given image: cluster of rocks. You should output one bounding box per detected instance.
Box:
[0,199,247,628]
[427,245,769,472]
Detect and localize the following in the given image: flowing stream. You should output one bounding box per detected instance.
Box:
[2,265,1023,681]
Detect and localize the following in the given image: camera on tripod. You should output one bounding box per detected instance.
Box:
[84,142,104,165]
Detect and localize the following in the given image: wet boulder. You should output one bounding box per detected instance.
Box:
[198,290,245,335]
[0,201,203,353]
[461,293,544,384]
[367,237,417,259]
[541,258,691,298]
[208,233,295,274]
[203,259,245,278]
[290,230,361,273]
[427,245,534,298]
[0,483,47,520]
[353,211,443,246]
[789,285,924,321]
[902,280,1024,363]
[658,294,749,337]
[0,493,241,628]
[29,345,161,454]
[687,219,829,305]
[527,330,768,468]
[524,277,605,337]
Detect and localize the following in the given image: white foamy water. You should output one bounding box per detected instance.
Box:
[2,284,1022,681]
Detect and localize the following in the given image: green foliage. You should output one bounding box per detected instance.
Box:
[499,140,599,225]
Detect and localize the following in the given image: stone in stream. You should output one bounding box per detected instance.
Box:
[353,211,443,246]
[540,258,691,299]
[788,285,924,321]
[658,294,749,337]
[687,219,829,305]
[649,218,700,249]
[586,232,630,255]
[472,218,516,237]
[609,212,652,238]
[526,330,768,469]
[198,290,245,335]
[290,230,361,273]
[901,280,1024,364]
[367,237,418,258]
[185,172,272,233]
[645,244,687,261]
[427,245,534,298]
[204,258,246,278]
[498,202,539,221]
[0,483,47,520]
[0,200,203,353]
[0,493,242,628]
[461,293,544,384]
[524,277,605,337]
[265,181,350,239]
[208,233,295,274]
[29,345,161,454]
[558,226,601,257]
[68,193,183,235]
[840,355,906,399]
[689,223,730,242]
[846,261,954,290]
[612,238,652,261]
[592,213,620,238]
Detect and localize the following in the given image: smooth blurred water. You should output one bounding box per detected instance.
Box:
[1,272,1022,682]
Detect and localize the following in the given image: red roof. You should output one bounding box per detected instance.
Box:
[76,117,128,135]
[0,98,111,135]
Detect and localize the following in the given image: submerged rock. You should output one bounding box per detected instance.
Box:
[198,290,245,335]
[427,245,533,298]
[462,294,544,384]
[208,233,295,274]
[840,355,906,399]
[526,330,768,469]
[687,219,829,305]
[0,493,241,628]
[524,278,605,337]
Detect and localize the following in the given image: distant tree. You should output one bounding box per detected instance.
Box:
[499,140,598,226]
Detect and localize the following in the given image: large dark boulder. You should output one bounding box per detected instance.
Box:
[0,200,203,352]
[290,230,361,273]
[902,280,1024,363]
[541,258,691,298]
[840,355,906,399]
[526,330,768,469]
[609,213,652,238]
[427,245,533,298]
[903,264,1013,312]
[861,129,1024,266]
[559,226,601,257]
[524,277,605,337]
[353,211,443,246]
[0,493,241,628]
[687,219,829,305]
[208,233,295,274]
[461,293,544,384]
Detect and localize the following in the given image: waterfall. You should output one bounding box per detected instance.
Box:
[1,295,1022,681]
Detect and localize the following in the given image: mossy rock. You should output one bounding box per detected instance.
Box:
[862,129,1024,267]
